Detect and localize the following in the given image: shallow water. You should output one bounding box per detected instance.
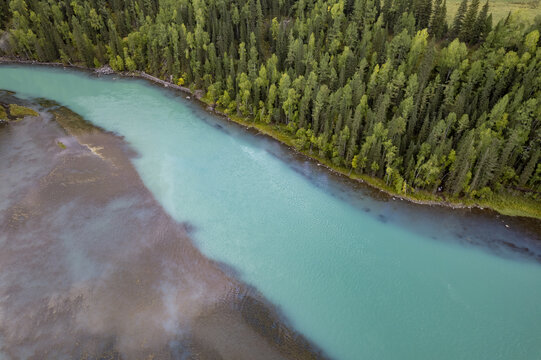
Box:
[1,65,541,360]
[0,96,309,360]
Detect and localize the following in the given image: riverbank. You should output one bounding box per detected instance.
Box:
[200,110,541,221]
[0,91,327,359]
[1,58,539,221]
[2,65,541,360]
[132,70,541,221]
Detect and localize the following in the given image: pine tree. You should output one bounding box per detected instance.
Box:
[451,0,468,38]
[460,0,480,43]
[447,130,476,195]
[414,0,433,30]
[474,1,491,44]
[0,0,9,29]
[429,0,448,39]
[519,149,540,186]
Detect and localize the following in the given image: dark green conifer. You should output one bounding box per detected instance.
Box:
[474,1,491,44]
[429,0,448,38]
[460,0,480,43]
[451,0,468,38]
[414,0,433,30]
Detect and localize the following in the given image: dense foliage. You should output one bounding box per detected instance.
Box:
[1,0,540,200]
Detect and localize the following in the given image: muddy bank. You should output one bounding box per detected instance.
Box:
[0,92,326,360]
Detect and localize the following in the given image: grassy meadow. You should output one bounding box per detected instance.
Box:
[446,0,540,23]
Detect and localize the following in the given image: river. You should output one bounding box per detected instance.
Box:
[1,64,541,360]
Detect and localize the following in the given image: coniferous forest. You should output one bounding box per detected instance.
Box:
[1,0,540,210]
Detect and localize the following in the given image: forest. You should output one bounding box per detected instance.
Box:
[1,0,540,207]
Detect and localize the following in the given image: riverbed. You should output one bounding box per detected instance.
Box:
[0,92,323,359]
[1,65,541,360]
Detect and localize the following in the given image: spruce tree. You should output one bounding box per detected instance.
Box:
[451,0,468,38]
[414,0,433,30]
[0,0,10,30]
[429,0,448,39]
[474,1,491,44]
[460,0,480,43]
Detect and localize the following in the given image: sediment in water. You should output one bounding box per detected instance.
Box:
[0,92,327,360]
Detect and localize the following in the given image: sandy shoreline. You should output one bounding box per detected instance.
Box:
[0,92,327,359]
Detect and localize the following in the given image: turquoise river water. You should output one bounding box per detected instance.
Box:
[1,65,541,360]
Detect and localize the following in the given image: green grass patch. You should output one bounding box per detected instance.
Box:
[446,0,540,23]
[8,104,38,118]
[472,193,541,218]
[0,106,7,120]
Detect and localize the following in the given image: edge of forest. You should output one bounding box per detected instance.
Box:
[2,57,540,221]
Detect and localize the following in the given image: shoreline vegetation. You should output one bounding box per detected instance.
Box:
[4,0,541,219]
[1,58,539,221]
[1,0,540,223]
